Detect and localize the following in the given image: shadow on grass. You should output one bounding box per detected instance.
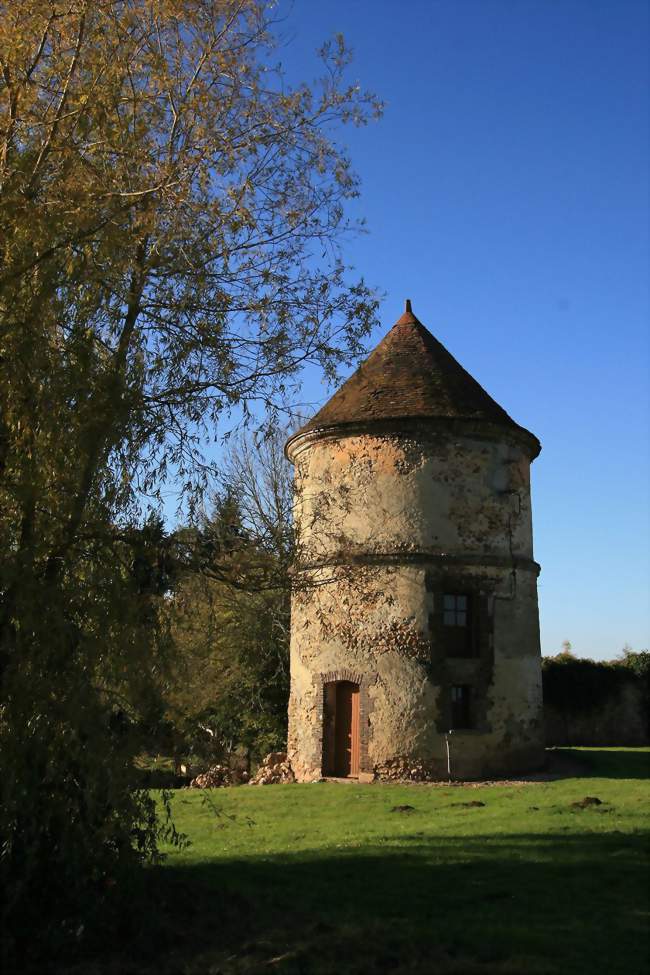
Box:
[90,829,650,975]
[560,748,650,780]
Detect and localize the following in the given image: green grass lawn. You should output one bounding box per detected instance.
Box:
[96,748,650,974]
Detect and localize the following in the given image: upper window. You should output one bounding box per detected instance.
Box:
[442,593,474,657]
[443,593,469,626]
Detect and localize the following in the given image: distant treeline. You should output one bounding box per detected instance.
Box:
[542,651,649,746]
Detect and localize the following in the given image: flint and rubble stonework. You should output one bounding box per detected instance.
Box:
[286,304,545,781]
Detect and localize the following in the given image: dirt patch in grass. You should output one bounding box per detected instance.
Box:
[570,796,603,809]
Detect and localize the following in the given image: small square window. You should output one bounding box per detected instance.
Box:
[443,593,470,627]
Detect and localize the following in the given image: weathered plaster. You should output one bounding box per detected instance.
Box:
[292,431,534,566]
[287,427,545,781]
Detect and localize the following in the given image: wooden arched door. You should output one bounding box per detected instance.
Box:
[323,680,360,777]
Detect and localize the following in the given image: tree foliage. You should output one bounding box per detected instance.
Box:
[0,1,380,960]
[163,428,293,763]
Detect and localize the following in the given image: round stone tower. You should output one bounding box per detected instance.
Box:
[286,302,544,781]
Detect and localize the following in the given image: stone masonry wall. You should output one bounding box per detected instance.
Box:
[544,681,648,747]
[292,428,534,566]
[287,562,544,780]
[287,426,544,781]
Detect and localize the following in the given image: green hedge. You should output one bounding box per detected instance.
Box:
[542,651,649,738]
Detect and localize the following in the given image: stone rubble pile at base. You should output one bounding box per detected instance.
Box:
[189,764,249,788]
[374,757,436,781]
[188,752,573,788]
[188,753,296,788]
[248,751,296,785]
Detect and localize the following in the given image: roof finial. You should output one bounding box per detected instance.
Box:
[405,298,412,314]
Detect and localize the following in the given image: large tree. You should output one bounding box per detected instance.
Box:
[0,0,380,958]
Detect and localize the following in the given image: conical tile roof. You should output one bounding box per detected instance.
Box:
[289,302,539,456]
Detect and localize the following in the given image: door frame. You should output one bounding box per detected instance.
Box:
[323,680,360,777]
[319,669,373,778]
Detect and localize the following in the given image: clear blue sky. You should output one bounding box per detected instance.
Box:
[275,0,649,660]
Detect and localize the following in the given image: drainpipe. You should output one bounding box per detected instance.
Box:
[445,731,454,781]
